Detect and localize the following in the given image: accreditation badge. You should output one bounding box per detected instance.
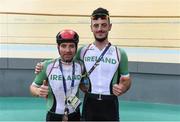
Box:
[67,95,81,110]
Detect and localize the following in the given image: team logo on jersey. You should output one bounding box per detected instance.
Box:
[84,56,117,64]
[49,74,81,81]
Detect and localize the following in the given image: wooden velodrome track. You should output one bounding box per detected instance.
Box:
[0,14,179,63]
[0,0,180,63]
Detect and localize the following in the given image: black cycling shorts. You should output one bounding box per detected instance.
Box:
[46,109,80,121]
[82,92,119,121]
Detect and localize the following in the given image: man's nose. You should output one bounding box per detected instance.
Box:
[65,47,71,52]
[97,25,102,31]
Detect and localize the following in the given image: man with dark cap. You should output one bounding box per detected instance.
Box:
[76,7,131,121]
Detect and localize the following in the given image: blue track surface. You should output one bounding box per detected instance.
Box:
[0,97,180,121]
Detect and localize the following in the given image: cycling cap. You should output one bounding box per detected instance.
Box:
[56,29,79,45]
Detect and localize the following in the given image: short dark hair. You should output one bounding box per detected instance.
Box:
[91,7,110,23]
[91,7,109,16]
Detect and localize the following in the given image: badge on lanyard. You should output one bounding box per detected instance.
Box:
[67,95,81,110]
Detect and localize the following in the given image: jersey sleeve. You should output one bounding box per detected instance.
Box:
[75,45,88,62]
[32,60,50,86]
[118,48,129,76]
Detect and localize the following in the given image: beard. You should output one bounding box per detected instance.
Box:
[60,56,72,63]
[64,59,73,63]
[61,53,75,63]
[95,35,108,42]
[58,49,75,63]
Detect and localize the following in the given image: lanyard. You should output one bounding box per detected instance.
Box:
[59,59,75,104]
[87,42,111,76]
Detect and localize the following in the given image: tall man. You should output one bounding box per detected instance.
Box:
[75,7,131,121]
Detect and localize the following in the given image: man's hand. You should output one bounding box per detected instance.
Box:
[113,84,125,96]
[37,80,48,98]
[113,77,131,96]
[34,62,43,74]
[30,80,49,98]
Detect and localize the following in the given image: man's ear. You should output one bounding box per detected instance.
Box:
[109,23,112,31]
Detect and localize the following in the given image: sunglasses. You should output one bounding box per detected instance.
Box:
[91,13,109,20]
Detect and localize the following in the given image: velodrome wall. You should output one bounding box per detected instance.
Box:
[0,0,180,104]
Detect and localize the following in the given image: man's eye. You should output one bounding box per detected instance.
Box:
[70,45,75,48]
[93,24,99,28]
[102,23,107,27]
[60,44,66,48]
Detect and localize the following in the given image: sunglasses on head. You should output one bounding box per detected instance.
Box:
[91,13,109,20]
